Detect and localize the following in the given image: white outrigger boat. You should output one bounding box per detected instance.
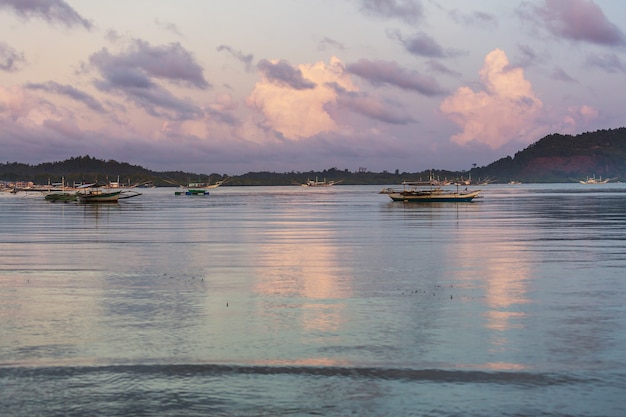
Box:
[300,177,342,187]
[578,175,612,184]
[76,183,141,203]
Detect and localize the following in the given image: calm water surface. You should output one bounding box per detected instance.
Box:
[1,184,625,416]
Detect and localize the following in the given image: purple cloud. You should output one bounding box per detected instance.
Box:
[217,45,254,71]
[317,37,346,52]
[256,59,316,90]
[359,0,423,24]
[0,0,91,29]
[338,92,414,125]
[346,59,447,96]
[24,81,104,112]
[24,81,105,112]
[88,40,209,119]
[449,9,498,28]
[550,66,577,82]
[514,44,548,68]
[390,30,462,58]
[90,40,209,89]
[0,42,25,72]
[518,0,626,46]
[425,60,462,78]
[585,53,626,74]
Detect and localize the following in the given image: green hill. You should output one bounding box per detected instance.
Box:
[472,127,626,182]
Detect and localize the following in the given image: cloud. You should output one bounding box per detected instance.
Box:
[318,37,346,52]
[518,0,626,46]
[155,18,183,37]
[90,40,209,89]
[449,9,498,28]
[440,49,543,149]
[336,90,415,125]
[515,44,545,67]
[389,30,464,59]
[0,0,92,29]
[358,0,423,24]
[217,45,254,71]
[562,105,599,132]
[0,42,25,72]
[346,59,447,96]
[0,85,72,130]
[24,81,105,112]
[246,57,357,140]
[585,52,626,74]
[425,60,462,78]
[256,59,317,90]
[88,40,209,119]
[551,66,577,82]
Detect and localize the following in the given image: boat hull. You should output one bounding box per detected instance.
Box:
[45,192,77,202]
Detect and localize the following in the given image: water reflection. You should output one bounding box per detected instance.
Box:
[253,227,351,335]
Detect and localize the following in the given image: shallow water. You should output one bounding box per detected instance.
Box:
[1,184,625,416]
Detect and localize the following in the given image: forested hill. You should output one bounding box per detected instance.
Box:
[2,128,626,184]
[473,127,626,182]
[0,155,229,187]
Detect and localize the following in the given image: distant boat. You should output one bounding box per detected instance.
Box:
[168,176,228,195]
[187,176,230,189]
[108,175,121,188]
[175,189,209,196]
[300,177,342,187]
[578,175,612,184]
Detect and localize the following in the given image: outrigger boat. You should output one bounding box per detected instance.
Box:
[300,177,342,187]
[44,177,77,202]
[45,192,77,202]
[387,182,481,203]
[167,176,228,195]
[174,189,209,196]
[75,183,141,203]
[188,177,230,189]
[577,175,613,184]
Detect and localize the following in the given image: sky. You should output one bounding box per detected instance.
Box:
[1,0,625,175]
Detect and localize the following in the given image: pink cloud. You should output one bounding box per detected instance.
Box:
[440,49,543,149]
[562,105,600,132]
[246,57,357,140]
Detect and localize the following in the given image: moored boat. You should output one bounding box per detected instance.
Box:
[45,192,77,202]
[387,181,481,203]
[175,189,209,196]
[77,186,122,203]
[578,175,612,184]
[300,177,342,187]
[388,188,481,202]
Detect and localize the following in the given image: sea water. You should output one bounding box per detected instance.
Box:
[1,184,625,416]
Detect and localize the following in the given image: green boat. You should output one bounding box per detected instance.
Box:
[44,192,77,202]
[76,185,122,203]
